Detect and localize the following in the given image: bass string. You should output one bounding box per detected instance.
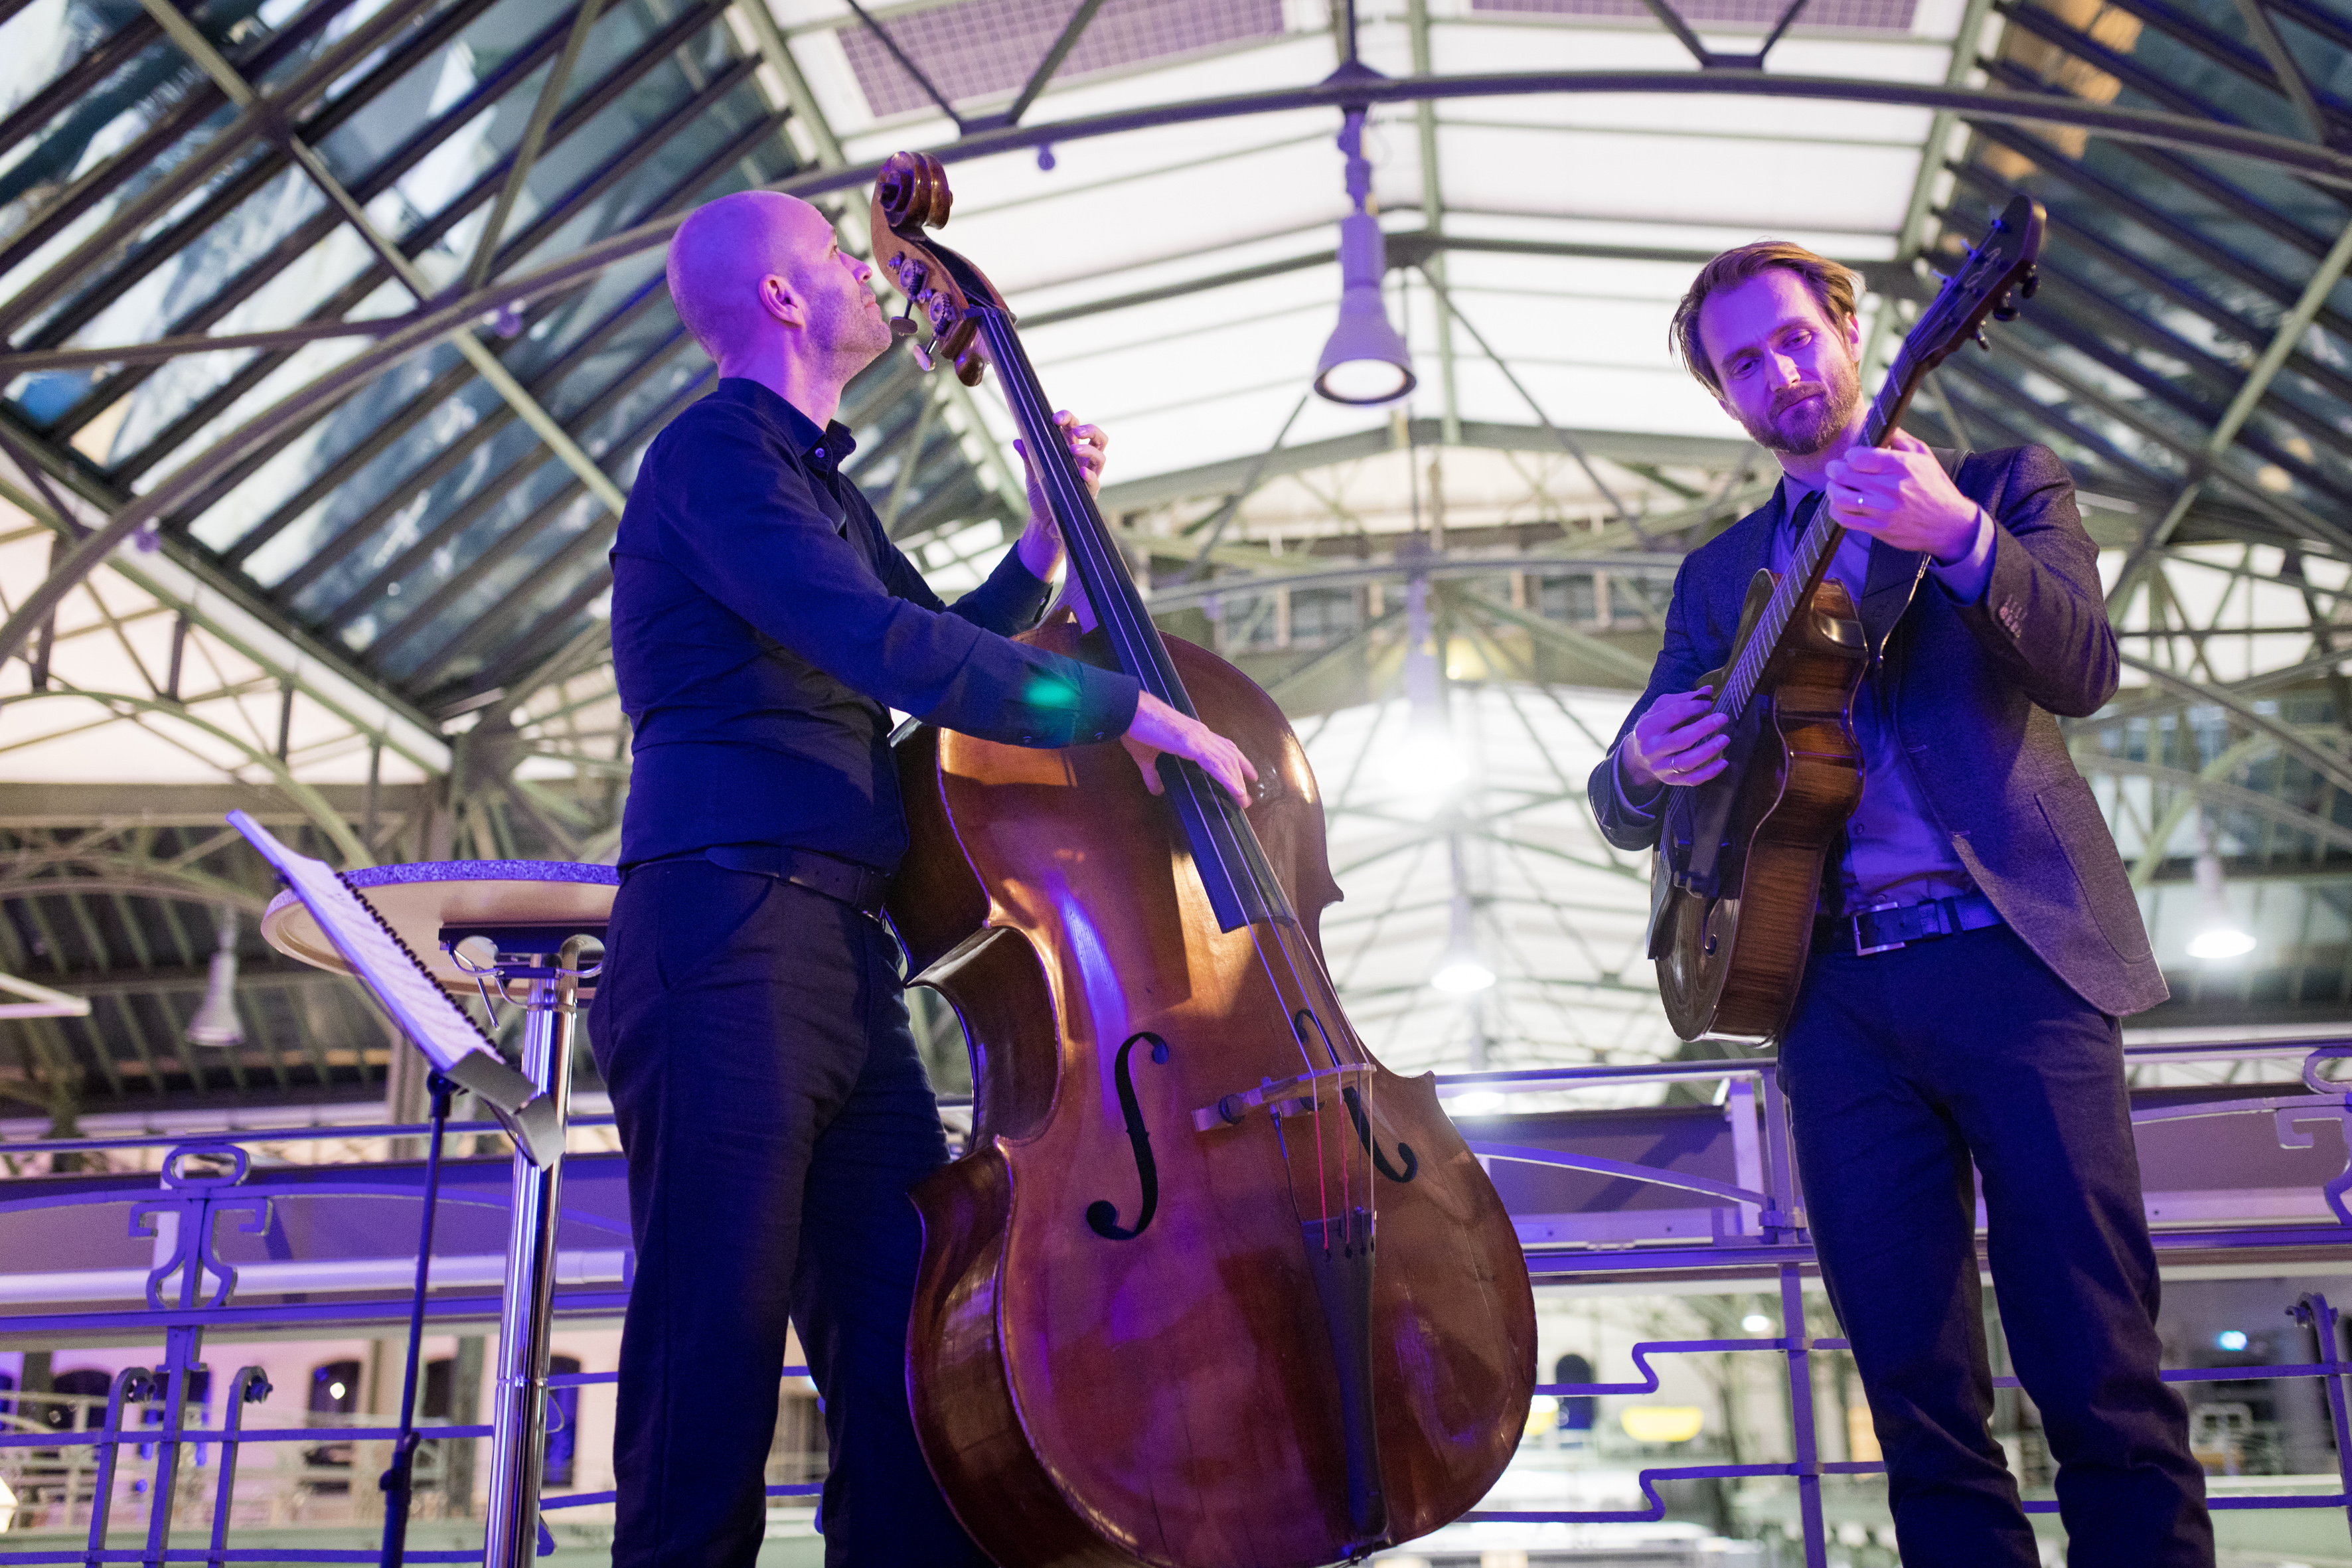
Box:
[981,314,1359,1221]
[1260,913,1378,1230]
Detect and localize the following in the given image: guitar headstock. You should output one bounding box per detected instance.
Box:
[870,151,996,388]
[1868,194,2045,445]
[1902,195,2045,380]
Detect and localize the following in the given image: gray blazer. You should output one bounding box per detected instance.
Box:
[1587,443,2166,1018]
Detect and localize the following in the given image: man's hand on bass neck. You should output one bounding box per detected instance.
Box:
[1000,408,1256,810]
[1014,410,1107,581]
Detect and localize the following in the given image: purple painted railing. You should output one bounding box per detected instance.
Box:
[0,1037,2347,1564]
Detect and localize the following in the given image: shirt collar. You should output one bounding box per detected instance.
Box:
[714,378,858,477]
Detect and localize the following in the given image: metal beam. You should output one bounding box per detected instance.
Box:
[839,0,963,128]
[1407,0,1461,447]
[15,62,2352,675]
[1417,268,1636,527]
[2111,212,2352,610]
[997,0,1107,127]
[2234,0,2331,142]
[134,0,630,527]
[463,0,611,291]
[0,454,448,775]
[0,0,465,339]
[4,688,371,864]
[0,316,422,376]
[2117,652,2352,797]
[76,0,719,473]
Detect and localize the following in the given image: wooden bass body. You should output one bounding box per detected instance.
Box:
[1651,568,1867,1041]
[888,617,1536,1568]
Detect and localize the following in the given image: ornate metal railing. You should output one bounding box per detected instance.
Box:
[0,1037,2345,1565]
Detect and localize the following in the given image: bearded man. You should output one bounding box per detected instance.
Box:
[588,189,1254,1567]
[1586,242,2211,1565]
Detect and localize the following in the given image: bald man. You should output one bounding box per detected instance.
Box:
[588,191,1253,1567]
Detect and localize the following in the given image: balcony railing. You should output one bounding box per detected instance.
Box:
[0,1037,2347,1565]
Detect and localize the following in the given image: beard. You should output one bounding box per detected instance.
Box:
[1739,351,1863,456]
[819,288,897,371]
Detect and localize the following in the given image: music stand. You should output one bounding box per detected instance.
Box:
[241,815,616,1568]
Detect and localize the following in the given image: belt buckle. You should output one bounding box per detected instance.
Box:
[1853,900,1907,957]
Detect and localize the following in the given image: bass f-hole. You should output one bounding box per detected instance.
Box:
[1085,1032,1168,1241]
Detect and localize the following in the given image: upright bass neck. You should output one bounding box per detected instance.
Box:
[968,308,1296,934]
[868,151,1294,934]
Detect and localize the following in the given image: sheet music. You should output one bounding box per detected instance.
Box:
[226,811,497,1077]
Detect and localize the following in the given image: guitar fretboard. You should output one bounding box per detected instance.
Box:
[1709,342,1914,726]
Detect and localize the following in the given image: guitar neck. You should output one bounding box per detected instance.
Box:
[968,307,1296,932]
[1713,343,1925,724]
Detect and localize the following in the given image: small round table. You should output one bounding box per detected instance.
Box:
[260,858,618,994]
[262,858,618,1568]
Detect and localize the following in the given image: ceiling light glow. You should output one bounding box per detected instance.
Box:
[2187,927,2256,961]
[1431,956,1496,994]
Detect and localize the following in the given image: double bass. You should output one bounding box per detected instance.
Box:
[873,152,1537,1567]
[1648,196,2045,1041]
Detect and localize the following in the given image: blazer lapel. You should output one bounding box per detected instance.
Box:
[1853,444,1967,650]
[1701,489,1784,654]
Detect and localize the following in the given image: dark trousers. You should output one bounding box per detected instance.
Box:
[586,858,990,1568]
[1780,923,2211,1568]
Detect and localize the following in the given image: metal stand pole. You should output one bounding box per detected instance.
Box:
[482,938,589,1568]
[383,1072,457,1568]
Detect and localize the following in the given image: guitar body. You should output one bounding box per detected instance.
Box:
[1651,568,1868,1042]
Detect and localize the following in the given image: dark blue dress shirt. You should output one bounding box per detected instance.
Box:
[610,378,1142,872]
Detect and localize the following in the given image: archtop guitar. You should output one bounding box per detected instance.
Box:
[1649,196,2046,1042]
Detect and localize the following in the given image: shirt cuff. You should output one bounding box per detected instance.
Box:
[1929,507,1996,604]
[1614,747,1666,820]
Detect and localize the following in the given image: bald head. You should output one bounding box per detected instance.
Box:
[667,191,891,378]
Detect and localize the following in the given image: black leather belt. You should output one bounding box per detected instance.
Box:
[697,844,891,918]
[1816,891,2002,957]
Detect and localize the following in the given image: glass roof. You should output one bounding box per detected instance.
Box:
[10,0,2352,1110]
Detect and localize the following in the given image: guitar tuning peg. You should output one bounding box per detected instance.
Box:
[911,338,937,372]
[1992,293,2020,323]
[2020,266,2039,299]
[1974,327,1992,352]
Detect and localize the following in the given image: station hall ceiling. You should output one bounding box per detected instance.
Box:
[4,0,2352,1123]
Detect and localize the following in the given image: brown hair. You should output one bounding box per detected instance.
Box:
[1669,241,1862,395]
